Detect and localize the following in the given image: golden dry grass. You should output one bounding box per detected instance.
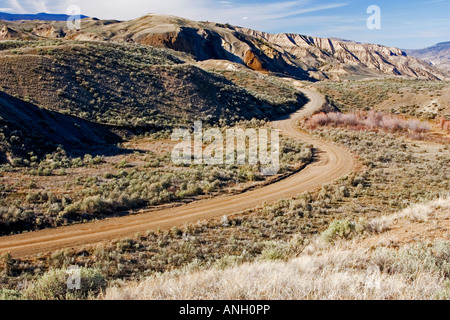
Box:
[104,196,450,300]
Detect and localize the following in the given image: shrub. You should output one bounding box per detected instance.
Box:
[24,267,107,300]
[261,242,290,261]
[321,220,356,242]
[0,289,21,300]
[374,242,450,281]
[307,110,430,135]
[440,116,450,133]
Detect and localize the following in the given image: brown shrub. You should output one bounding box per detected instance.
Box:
[440,116,450,133]
[307,110,430,134]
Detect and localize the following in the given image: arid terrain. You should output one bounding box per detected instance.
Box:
[0,13,449,301]
[0,87,353,258]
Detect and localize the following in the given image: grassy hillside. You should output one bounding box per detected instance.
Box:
[316,79,450,120]
[2,14,447,81]
[104,196,450,300]
[0,40,306,129]
[0,91,121,163]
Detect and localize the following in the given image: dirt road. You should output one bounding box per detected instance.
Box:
[0,85,355,258]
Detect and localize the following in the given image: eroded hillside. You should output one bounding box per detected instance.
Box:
[0,14,447,81]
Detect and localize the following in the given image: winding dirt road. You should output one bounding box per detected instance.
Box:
[0,85,355,258]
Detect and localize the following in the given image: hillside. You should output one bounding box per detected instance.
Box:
[0,14,447,81]
[316,79,450,120]
[0,41,305,130]
[105,197,450,300]
[0,91,121,163]
[405,42,450,74]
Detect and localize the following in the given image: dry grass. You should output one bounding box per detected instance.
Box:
[368,196,450,233]
[104,197,450,300]
[104,248,447,300]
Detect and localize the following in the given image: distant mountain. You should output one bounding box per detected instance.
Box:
[405,42,450,74]
[0,12,89,22]
[0,13,447,80]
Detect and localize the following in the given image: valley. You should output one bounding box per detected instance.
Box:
[0,11,449,301]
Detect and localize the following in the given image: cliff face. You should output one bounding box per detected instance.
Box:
[0,14,446,80]
[235,28,446,80]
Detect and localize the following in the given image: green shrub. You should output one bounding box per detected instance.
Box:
[23,267,107,300]
[374,242,450,280]
[117,159,130,168]
[321,220,356,242]
[0,289,21,300]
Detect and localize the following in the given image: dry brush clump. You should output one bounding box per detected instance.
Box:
[0,132,311,235]
[306,110,431,135]
[0,41,307,130]
[440,116,450,133]
[22,267,107,300]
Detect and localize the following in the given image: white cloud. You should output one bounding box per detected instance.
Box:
[9,0,25,13]
[33,0,49,12]
[3,0,349,26]
[3,0,50,13]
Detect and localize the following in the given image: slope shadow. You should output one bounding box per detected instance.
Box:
[0,91,133,162]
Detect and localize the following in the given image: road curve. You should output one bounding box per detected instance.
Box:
[0,85,355,258]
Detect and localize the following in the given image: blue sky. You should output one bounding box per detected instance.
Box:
[0,0,448,49]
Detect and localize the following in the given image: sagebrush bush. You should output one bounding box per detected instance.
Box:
[0,289,21,300]
[321,220,356,242]
[23,267,106,300]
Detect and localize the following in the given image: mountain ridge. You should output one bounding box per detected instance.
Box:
[0,12,89,22]
[0,13,447,81]
[404,41,450,74]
